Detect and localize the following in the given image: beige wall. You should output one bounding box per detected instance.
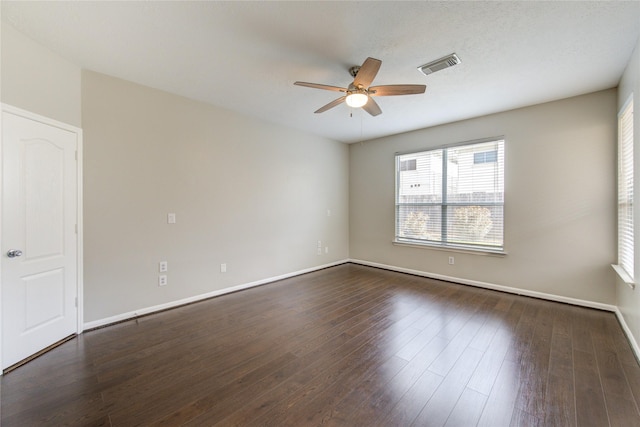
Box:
[82,71,349,322]
[1,24,81,127]
[350,89,617,305]
[617,37,640,345]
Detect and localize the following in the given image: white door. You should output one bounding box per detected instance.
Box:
[1,108,80,370]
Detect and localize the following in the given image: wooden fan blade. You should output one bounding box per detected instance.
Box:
[315,96,346,113]
[362,97,382,116]
[294,82,347,92]
[369,84,426,96]
[353,57,382,88]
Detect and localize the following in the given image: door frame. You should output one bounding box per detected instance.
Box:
[0,104,84,372]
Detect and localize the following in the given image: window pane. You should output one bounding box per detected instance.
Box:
[400,159,416,171]
[447,205,503,248]
[474,150,498,164]
[447,141,504,204]
[398,150,442,204]
[619,202,633,276]
[397,205,442,242]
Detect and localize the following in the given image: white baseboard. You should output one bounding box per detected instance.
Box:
[83,259,349,330]
[349,258,617,312]
[614,308,640,363]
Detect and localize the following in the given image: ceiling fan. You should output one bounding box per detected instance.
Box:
[294,57,426,116]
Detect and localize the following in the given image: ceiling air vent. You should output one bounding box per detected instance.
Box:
[418,53,461,76]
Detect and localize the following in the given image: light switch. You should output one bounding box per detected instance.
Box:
[168,213,176,224]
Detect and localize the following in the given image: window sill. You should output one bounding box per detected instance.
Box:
[393,240,507,257]
[612,264,636,290]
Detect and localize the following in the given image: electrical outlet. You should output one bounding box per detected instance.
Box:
[158,275,168,286]
[448,256,455,265]
[220,263,227,273]
[159,261,168,272]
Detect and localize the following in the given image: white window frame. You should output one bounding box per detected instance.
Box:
[394,137,505,254]
[614,95,634,286]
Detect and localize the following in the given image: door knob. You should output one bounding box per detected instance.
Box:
[7,249,23,258]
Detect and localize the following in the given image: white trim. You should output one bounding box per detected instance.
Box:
[76,127,84,334]
[612,264,635,289]
[392,240,507,257]
[83,259,349,330]
[614,307,640,363]
[0,0,3,375]
[0,104,84,372]
[349,258,617,312]
[1,104,82,134]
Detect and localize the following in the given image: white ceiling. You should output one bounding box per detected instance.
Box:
[3,1,639,143]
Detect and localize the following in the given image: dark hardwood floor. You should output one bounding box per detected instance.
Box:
[2,263,640,426]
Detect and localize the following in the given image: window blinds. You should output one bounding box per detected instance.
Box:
[396,139,505,251]
[618,98,634,280]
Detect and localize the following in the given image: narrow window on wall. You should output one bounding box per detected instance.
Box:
[618,96,634,281]
[395,138,505,252]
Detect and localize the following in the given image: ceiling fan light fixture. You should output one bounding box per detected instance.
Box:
[345,92,368,108]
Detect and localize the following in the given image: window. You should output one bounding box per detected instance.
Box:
[395,138,505,252]
[618,97,634,281]
[400,159,417,171]
[473,150,498,164]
